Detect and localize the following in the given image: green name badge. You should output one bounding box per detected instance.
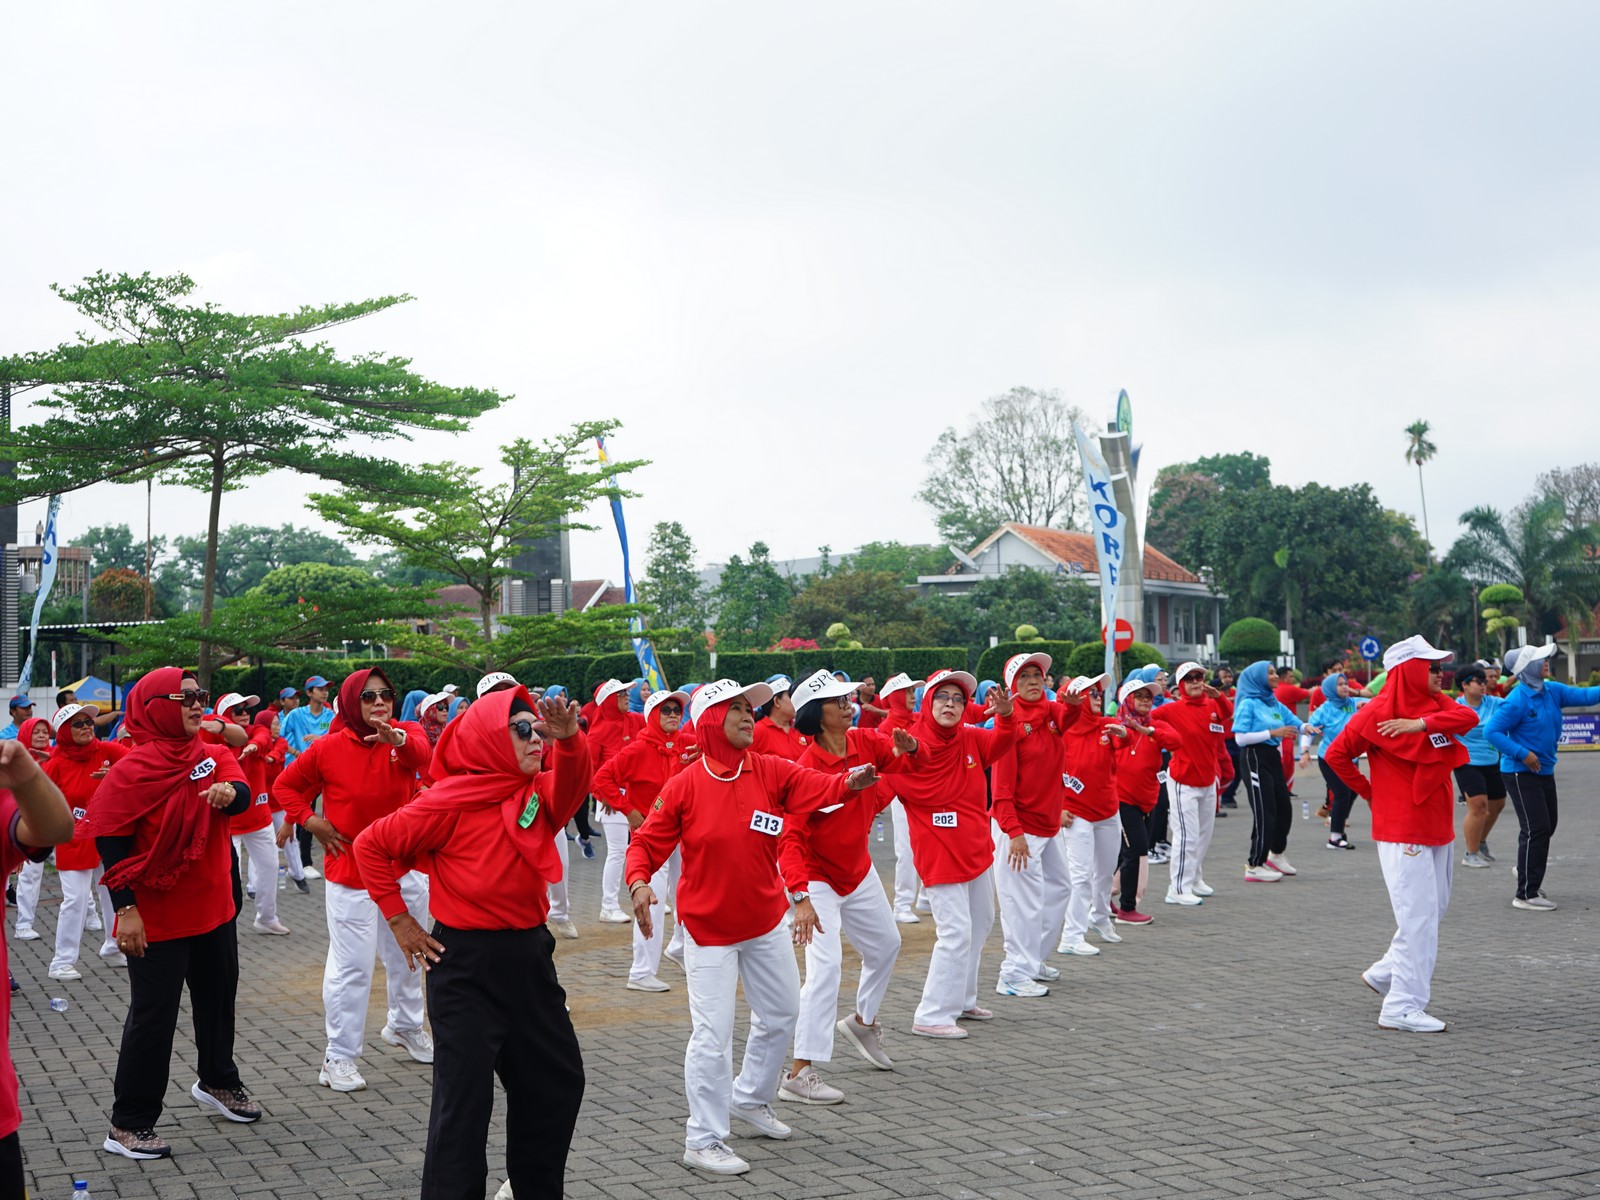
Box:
[518,794,541,828]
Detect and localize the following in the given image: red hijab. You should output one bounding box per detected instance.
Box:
[909,674,971,775]
[694,699,746,775]
[51,713,104,764]
[90,668,222,891]
[1348,656,1466,805]
[328,668,393,741]
[884,689,914,731]
[16,717,51,763]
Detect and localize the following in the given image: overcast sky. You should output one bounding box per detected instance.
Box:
[6,2,1599,586]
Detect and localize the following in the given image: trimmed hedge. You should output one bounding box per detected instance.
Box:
[1219,617,1279,666]
[974,640,1079,684]
[584,652,644,695]
[791,649,892,685]
[212,658,455,702]
[1066,642,1113,678]
[888,647,971,681]
[1124,641,1167,672]
[518,657,592,696]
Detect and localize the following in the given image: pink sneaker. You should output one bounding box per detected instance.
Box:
[958,1005,994,1021]
[911,1023,968,1039]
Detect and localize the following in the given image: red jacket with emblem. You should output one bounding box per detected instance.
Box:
[990,701,1082,838]
[779,728,908,895]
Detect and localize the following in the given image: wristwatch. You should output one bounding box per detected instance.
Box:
[788,890,810,904]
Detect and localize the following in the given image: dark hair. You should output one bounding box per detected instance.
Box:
[55,689,73,707]
[509,697,535,717]
[794,699,825,737]
[1321,658,1344,674]
[1455,666,1487,688]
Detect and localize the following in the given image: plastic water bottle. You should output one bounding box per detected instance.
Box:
[278,864,287,890]
[875,815,884,843]
[71,1181,91,1199]
[49,998,69,1013]
[1302,797,1310,820]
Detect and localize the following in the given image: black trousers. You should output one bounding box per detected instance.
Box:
[111,919,242,1129]
[1116,803,1159,911]
[422,923,585,1200]
[572,799,596,840]
[0,1131,21,1200]
[1241,743,1292,866]
[1317,758,1358,836]
[1221,739,1241,803]
[1506,772,1559,900]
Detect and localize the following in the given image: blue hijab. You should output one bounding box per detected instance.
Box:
[1320,673,1352,708]
[398,690,428,723]
[626,679,647,713]
[447,695,466,720]
[975,679,997,703]
[1237,661,1276,705]
[543,685,568,703]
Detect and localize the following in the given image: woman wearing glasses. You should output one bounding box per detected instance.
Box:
[355,688,591,1200]
[273,668,434,1094]
[90,669,260,1159]
[590,687,698,991]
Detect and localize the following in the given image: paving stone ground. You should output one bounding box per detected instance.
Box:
[10,755,1600,1199]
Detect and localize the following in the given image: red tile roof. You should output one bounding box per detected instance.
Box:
[974,524,1201,584]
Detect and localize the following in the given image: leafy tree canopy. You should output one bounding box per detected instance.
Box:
[637,521,710,650]
[841,541,955,584]
[173,524,358,600]
[783,569,949,648]
[712,542,794,652]
[922,568,1098,650]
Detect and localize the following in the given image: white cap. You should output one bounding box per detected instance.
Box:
[1068,673,1110,696]
[1382,635,1454,671]
[441,683,460,695]
[50,702,99,732]
[213,692,260,717]
[764,675,793,696]
[689,679,775,727]
[593,678,630,705]
[1174,661,1206,682]
[1117,677,1158,705]
[418,691,452,718]
[791,669,857,711]
[878,672,915,698]
[923,669,978,701]
[644,689,690,720]
[476,672,518,698]
[1003,652,1052,692]
[1504,643,1557,676]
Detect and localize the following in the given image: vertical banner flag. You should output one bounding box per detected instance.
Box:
[17,494,62,693]
[595,437,667,691]
[1072,425,1125,686]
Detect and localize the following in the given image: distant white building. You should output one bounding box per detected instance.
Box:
[916,523,1225,665]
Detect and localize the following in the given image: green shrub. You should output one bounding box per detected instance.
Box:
[889,647,971,680]
[974,640,1079,684]
[1123,641,1166,672]
[584,652,646,695]
[519,656,593,695]
[708,651,797,683]
[1066,642,1112,678]
[1219,617,1280,666]
[791,649,892,684]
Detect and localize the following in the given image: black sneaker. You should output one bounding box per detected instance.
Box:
[104,1126,172,1159]
[293,877,311,894]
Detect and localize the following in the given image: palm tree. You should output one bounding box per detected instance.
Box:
[1403,420,1438,549]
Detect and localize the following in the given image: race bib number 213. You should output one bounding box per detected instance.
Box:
[750,811,783,836]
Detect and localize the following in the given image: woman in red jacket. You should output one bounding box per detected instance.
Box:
[590,687,697,990]
[42,703,129,979]
[889,670,1014,1039]
[991,653,1082,997]
[751,675,810,760]
[1151,663,1235,906]
[255,709,307,894]
[92,668,259,1159]
[1326,638,1478,1033]
[1112,677,1182,925]
[1055,675,1129,957]
[778,670,917,1105]
[875,673,925,922]
[273,668,433,1093]
[355,687,590,1200]
[625,679,880,1178]
[589,677,642,916]
[214,694,289,936]
[8,718,55,941]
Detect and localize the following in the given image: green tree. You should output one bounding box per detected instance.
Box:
[840,541,955,584]
[172,524,358,600]
[1536,463,1600,529]
[1404,419,1438,549]
[0,271,505,686]
[1219,617,1279,666]
[636,521,710,650]
[80,524,167,575]
[783,569,949,648]
[1476,582,1526,661]
[250,562,381,604]
[1406,565,1476,656]
[1147,453,1272,568]
[711,542,793,652]
[312,423,648,670]
[363,549,457,588]
[922,569,1098,651]
[917,386,1087,549]
[88,568,153,621]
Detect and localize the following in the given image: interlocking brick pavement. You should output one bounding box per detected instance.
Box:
[9,756,1600,1198]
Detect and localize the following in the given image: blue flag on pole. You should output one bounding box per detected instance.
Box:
[595,438,667,691]
[18,495,62,693]
[1072,425,1125,688]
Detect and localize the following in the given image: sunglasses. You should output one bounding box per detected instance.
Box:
[67,716,96,730]
[508,720,540,742]
[658,703,683,715]
[360,689,397,703]
[160,690,211,708]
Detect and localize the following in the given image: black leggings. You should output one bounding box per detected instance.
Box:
[0,1132,21,1200]
[1506,772,1559,900]
[572,799,596,840]
[1116,803,1159,911]
[1221,740,1241,803]
[1317,758,1358,836]
[1241,743,1292,866]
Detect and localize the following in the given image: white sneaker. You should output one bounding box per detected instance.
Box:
[1361,969,1390,996]
[1165,891,1203,906]
[101,951,128,968]
[382,1025,435,1063]
[550,917,580,939]
[1379,1009,1446,1033]
[1266,854,1297,876]
[494,1179,514,1200]
[778,1065,844,1105]
[731,1102,792,1139]
[914,897,932,914]
[662,945,684,970]
[318,1057,367,1092]
[48,965,82,981]
[1059,940,1099,956]
[893,909,921,924]
[683,1140,749,1175]
[85,915,103,933]
[13,926,37,941]
[1191,880,1215,897]
[302,865,322,880]
[1244,865,1284,882]
[996,977,1050,997]
[1512,896,1557,911]
[626,975,670,992]
[598,909,632,924]
[1034,964,1061,982]
[1090,921,1123,943]
[253,917,291,936]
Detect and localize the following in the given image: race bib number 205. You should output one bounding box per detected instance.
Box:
[750,810,784,836]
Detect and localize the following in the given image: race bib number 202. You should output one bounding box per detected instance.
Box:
[932,811,958,829]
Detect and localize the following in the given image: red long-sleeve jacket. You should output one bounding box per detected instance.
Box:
[1326,699,1477,845]
[890,718,1015,886]
[1115,722,1183,812]
[1151,692,1234,788]
[591,726,697,817]
[44,742,130,871]
[778,729,909,895]
[991,702,1081,838]
[1061,717,1121,822]
[272,722,431,891]
[751,719,809,761]
[229,723,275,834]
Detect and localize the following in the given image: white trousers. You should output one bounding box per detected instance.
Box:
[794,873,901,1062]
[683,916,800,1150]
[13,858,45,931]
[1369,841,1453,1021]
[271,811,306,881]
[890,800,922,913]
[914,874,995,1027]
[323,874,430,1062]
[1167,781,1218,897]
[598,810,631,915]
[548,831,570,921]
[50,867,118,971]
[1060,815,1119,945]
[992,822,1070,983]
[665,843,681,910]
[233,828,280,925]
[630,860,670,982]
